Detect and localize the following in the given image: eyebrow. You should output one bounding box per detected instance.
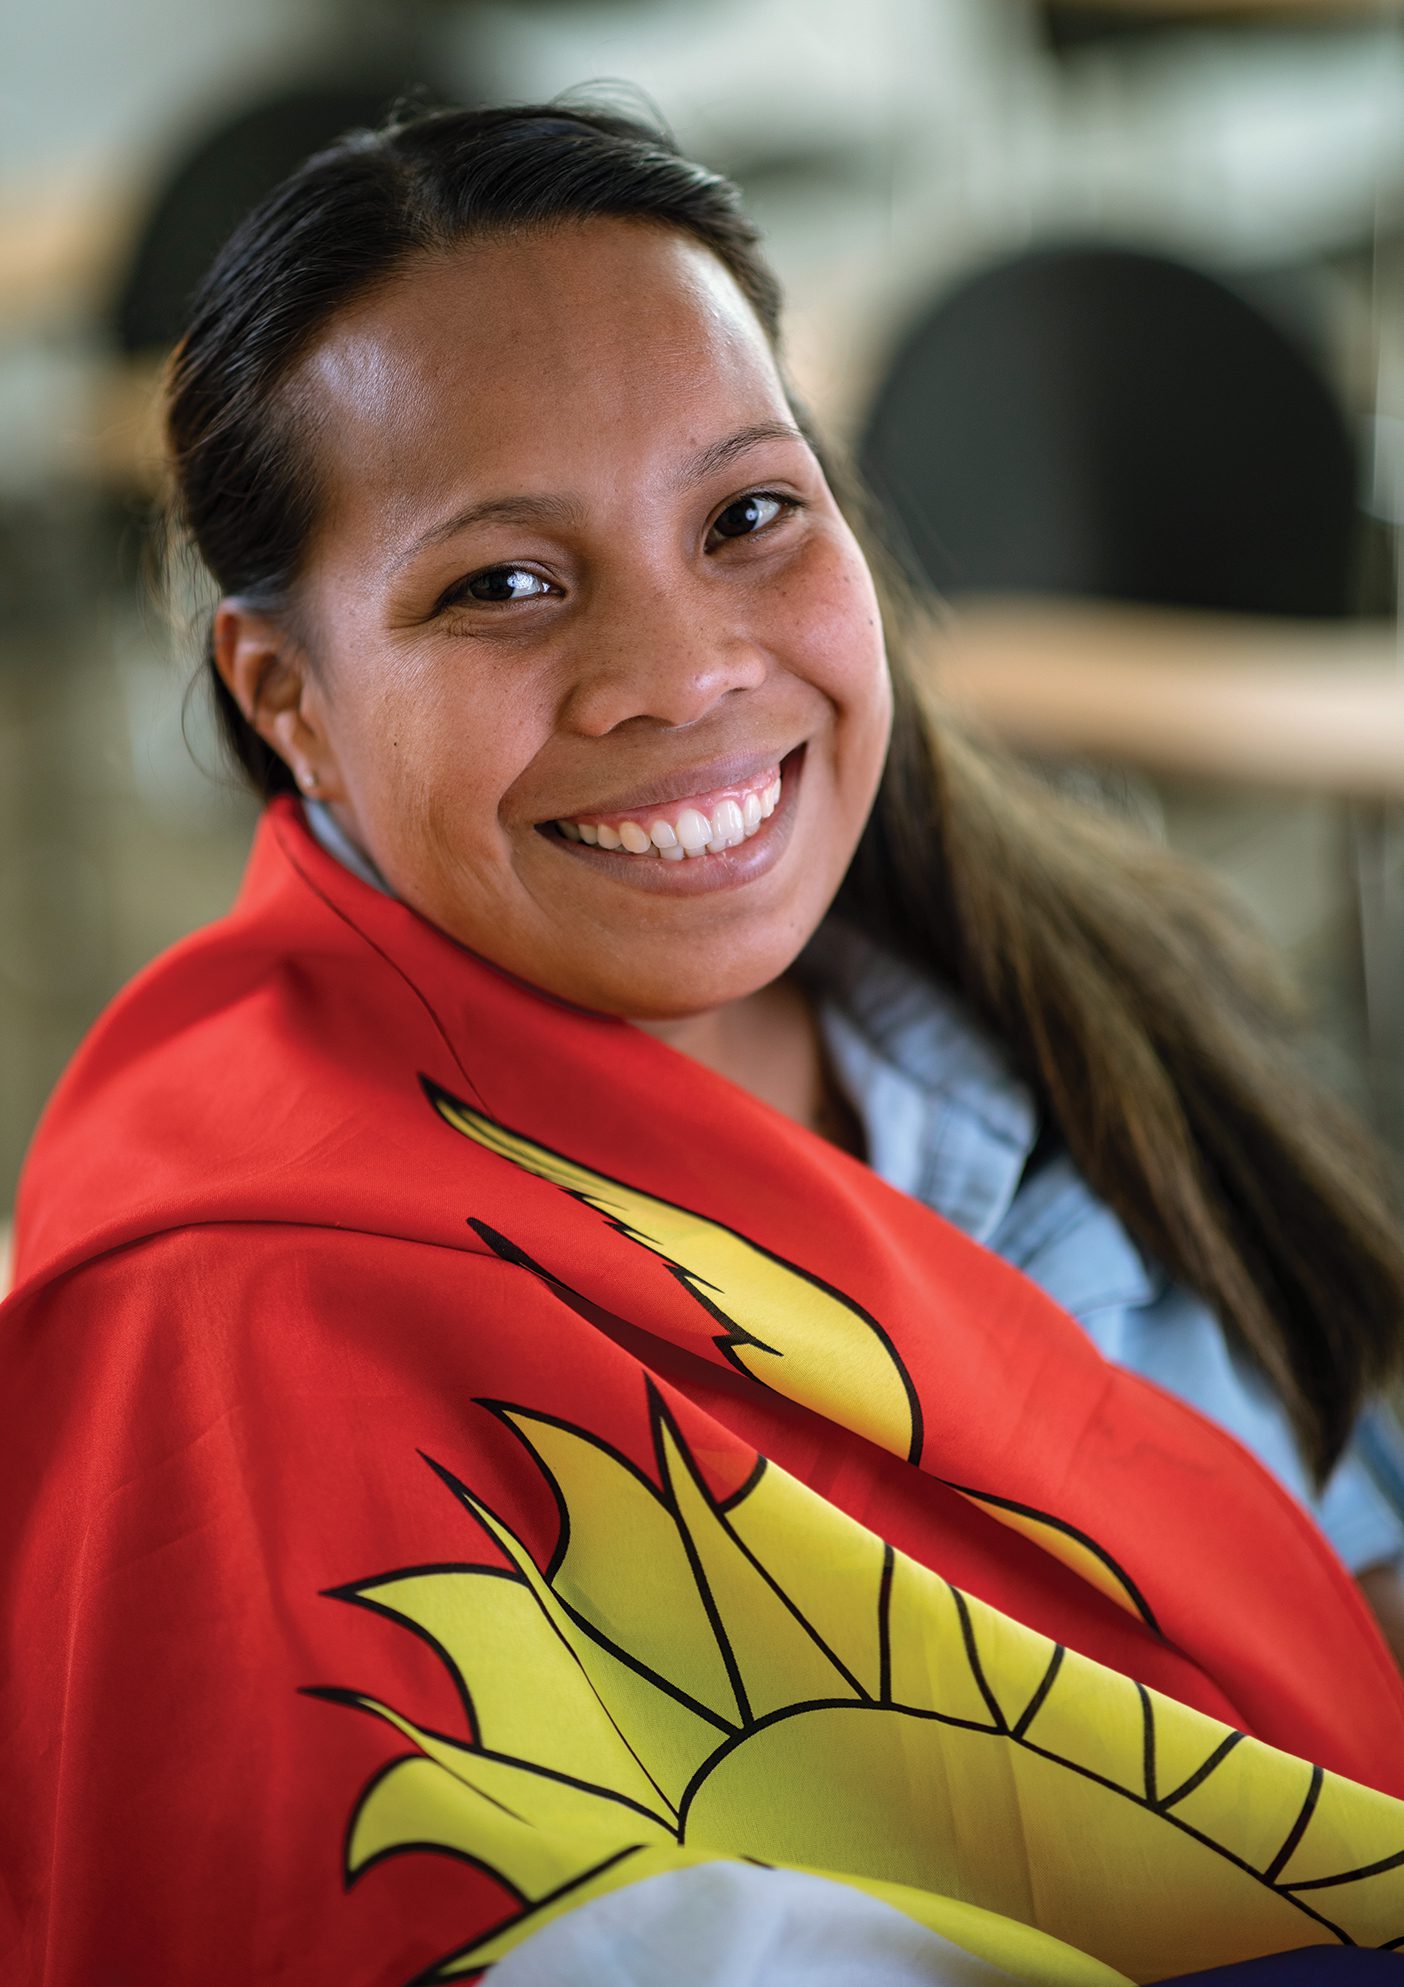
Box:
[392,492,586,569]
[392,420,810,570]
[674,419,810,487]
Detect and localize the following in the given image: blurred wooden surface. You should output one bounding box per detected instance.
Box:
[937,602,1404,798]
[0,177,136,330]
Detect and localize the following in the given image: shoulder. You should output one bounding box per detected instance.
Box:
[811,932,1404,1573]
[995,1153,1404,1574]
[0,1219,563,1569]
[1,1219,526,1376]
[11,805,489,1288]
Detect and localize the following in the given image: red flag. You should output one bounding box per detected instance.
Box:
[5,798,1403,1984]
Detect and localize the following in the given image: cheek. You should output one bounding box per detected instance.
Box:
[343,650,545,838]
[771,539,889,737]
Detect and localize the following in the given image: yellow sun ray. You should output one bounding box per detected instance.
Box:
[1148,1713,1243,1807]
[428,1081,919,1462]
[349,1756,502,1878]
[948,1488,1158,1630]
[349,1569,667,1813]
[724,1461,888,1698]
[884,1553,1003,1727]
[1273,1766,1404,1888]
[1289,1859,1404,1930]
[951,1591,1089,1741]
[495,1409,740,1722]
[656,1412,864,1720]
[438,1469,724,1808]
[1169,1742,1320,1873]
[1011,1632,1153,1797]
[347,1741,665,1901]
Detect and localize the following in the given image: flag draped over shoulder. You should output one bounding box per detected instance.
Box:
[4,797,1404,1987]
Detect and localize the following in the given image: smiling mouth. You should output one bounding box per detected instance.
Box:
[540,749,800,863]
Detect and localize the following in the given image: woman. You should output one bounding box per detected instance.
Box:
[5,102,1404,1986]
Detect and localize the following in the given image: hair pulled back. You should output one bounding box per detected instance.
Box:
[165,99,1404,1478]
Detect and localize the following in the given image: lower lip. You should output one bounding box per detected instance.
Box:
[536,748,805,895]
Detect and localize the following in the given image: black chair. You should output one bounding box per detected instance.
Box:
[111,81,435,356]
[857,241,1404,1147]
[856,242,1360,619]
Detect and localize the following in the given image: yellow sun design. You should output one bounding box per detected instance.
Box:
[316,1393,1404,1985]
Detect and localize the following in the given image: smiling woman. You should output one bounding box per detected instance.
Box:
[6,101,1404,1987]
[213,219,889,1023]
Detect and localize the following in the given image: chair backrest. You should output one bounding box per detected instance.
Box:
[110,82,421,356]
[856,243,1360,619]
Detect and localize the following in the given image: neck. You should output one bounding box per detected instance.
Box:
[634,979,864,1157]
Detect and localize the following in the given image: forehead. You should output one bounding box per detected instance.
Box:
[297,221,787,545]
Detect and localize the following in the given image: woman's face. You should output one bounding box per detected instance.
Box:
[237,221,891,1020]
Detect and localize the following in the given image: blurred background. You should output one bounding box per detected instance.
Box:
[6,0,1404,1265]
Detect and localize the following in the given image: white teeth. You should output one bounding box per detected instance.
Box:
[710,798,744,853]
[675,807,711,853]
[561,768,784,858]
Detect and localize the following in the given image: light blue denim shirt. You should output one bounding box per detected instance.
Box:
[305,801,1404,1574]
[805,919,1404,1577]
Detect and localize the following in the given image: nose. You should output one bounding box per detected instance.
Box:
[560,579,769,736]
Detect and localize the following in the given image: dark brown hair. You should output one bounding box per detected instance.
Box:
[164,98,1403,1479]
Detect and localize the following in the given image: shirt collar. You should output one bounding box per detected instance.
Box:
[801,920,1040,1245]
[303,800,392,896]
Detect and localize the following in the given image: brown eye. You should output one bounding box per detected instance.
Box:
[710,492,787,542]
[462,566,551,603]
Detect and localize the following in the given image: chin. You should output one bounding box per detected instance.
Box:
[584,944,814,1025]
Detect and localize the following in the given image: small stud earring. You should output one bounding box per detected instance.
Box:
[299,767,318,793]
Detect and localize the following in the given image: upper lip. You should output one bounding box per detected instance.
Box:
[545,744,799,823]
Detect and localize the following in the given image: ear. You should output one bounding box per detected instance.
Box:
[212,600,344,801]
